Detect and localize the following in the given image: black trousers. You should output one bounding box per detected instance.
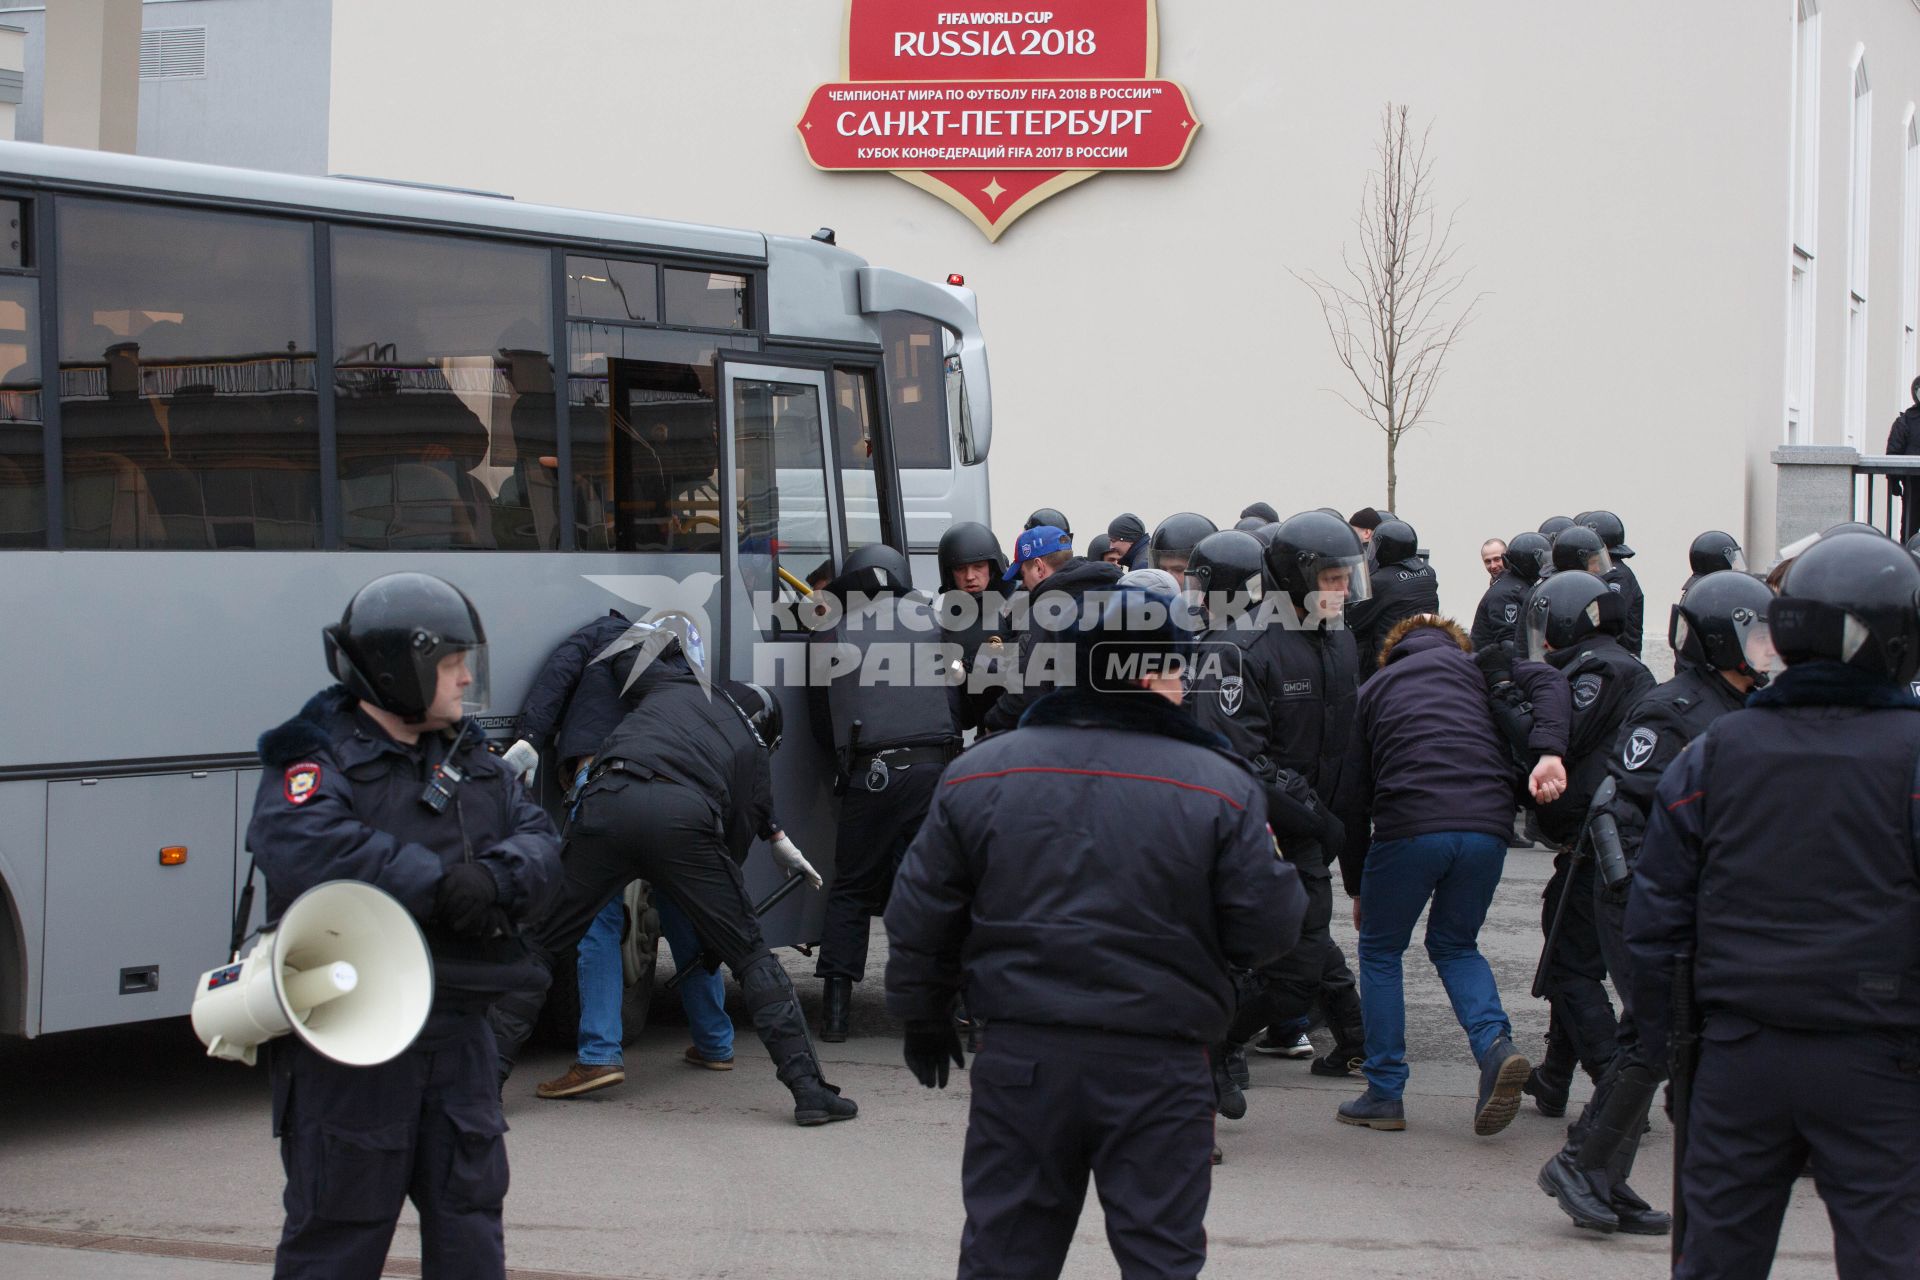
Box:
[1677,1019,1920,1280]
[1226,855,1362,1047]
[960,1022,1214,1280]
[1562,871,1655,1177]
[1539,850,1618,1078]
[270,1017,506,1280]
[817,762,940,981]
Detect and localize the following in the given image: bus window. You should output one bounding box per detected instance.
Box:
[831,366,894,552]
[663,268,748,330]
[566,256,658,324]
[331,228,556,551]
[567,323,753,552]
[878,312,950,470]
[0,276,43,547]
[55,199,320,549]
[734,376,830,618]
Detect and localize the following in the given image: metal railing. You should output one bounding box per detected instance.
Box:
[1851,455,1920,538]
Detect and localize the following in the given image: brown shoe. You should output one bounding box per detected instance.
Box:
[535,1062,625,1099]
[684,1045,734,1071]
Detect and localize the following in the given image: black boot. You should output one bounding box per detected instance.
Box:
[820,975,851,1043]
[1211,1043,1247,1119]
[743,956,859,1126]
[1311,1018,1366,1078]
[1537,1148,1618,1232]
[1524,1014,1575,1117]
[1604,1119,1670,1236]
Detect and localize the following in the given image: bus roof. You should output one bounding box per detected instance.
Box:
[0,139,769,263]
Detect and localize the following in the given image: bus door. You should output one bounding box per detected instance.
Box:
[719,359,840,945]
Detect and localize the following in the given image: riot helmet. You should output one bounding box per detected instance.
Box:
[1240,501,1280,524]
[1552,525,1613,576]
[727,680,784,751]
[1579,510,1634,558]
[324,572,488,722]
[1371,519,1420,567]
[1026,507,1072,535]
[1822,521,1890,540]
[1149,512,1218,576]
[1185,529,1266,598]
[1233,516,1269,533]
[829,543,913,596]
[1088,533,1113,561]
[1671,571,1780,684]
[1266,510,1373,618]
[1524,570,1624,661]
[1248,521,1283,549]
[1770,531,1920,682]
[1504,532,1553,585]
[1688,530,1746,578]
[1538,515,1575,538]
[937,521,1006,592]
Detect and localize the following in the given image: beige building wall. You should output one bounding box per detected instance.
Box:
[326,1,1920,624]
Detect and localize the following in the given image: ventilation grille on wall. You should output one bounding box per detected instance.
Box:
[139,27,206,80]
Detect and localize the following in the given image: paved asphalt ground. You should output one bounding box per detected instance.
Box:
[0,844,1841,1279]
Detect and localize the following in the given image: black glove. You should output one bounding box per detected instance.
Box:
[1472,644,1514,686]
[903,1019,966,1089]
[435,862,498,936]
[1318,805,1349,859]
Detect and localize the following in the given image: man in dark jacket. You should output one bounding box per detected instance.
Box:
[1105,511,1150,571]
[1471,531,1548,652]
[1626,533,1920,1278]
[886,585,1306,1280]
[936,522,1012,732]
[506,609,632,783]
[1885,376,1920,540]
[978,526,1124,733]
[1337,615,1570,1134]
[1522,571,1656,1116]
[1536,570,1776,1236]
[1349,518,1440,675]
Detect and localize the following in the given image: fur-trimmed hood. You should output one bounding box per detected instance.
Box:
[1377,614,1470,670]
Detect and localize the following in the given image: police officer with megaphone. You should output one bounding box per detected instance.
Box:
[246,572,563,1280]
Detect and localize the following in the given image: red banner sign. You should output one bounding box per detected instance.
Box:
[798,1,1199,240]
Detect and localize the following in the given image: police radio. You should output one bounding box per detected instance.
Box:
[420,720,474,814]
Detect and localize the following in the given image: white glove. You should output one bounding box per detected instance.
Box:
[502,739,539,787]
[771,834,823,890]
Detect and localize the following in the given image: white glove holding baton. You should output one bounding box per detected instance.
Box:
[502,738,539,788]
[770,832,823,889]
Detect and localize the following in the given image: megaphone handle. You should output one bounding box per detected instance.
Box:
[229,850,260,961]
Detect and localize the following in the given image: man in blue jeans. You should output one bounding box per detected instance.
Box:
[1335,615,1571,1133]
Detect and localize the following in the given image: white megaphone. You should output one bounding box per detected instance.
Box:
[191,880,433,1067]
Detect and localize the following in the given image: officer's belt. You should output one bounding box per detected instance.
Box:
[586,757,664,786]
[848,744,956,769]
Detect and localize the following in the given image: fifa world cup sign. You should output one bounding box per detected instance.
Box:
[796,2,1201,240]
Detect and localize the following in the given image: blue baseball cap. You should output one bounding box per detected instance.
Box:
[1005,525,1072,580]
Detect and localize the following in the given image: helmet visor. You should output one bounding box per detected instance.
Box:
[1581,545,1614,576]
[1732,609,1784,681]
[1303,552,1372,622]
[1727,547,1749,574]
[1150,547,1192,577]
[449,644,490,716]
[1523,603,1550,663]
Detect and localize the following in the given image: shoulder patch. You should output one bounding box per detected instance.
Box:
[1502,602,1518,624]
[1219,675,1246,717]
[1623,726,1659,771]
[1571,673,1604,711]
[283,762,322,805]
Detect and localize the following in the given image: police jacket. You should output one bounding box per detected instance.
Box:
[883,689,1307,1044]
[1340,618,1569,893]
[1470,572,1530,652]
[516,611,631,766]
[978,557,1124,734]
[939,588,1013,732]
[599,663,777,862]
[1597,661,1746,867]
[1626,662,1920,1062]
[250,686,562,1011]
[1534,633,1655,846]
[1602,562,1646,658]
[1191,611,1358,807]
[1350,555,1440,676]
[806,588,961,757]
[1888,403,1920,494]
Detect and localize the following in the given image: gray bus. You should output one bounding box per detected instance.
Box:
[0,141,993,1039]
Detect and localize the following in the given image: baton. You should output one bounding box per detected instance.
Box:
[1531,815,1600,999]
[1669,948,1699,1268]
[662,871,809,993]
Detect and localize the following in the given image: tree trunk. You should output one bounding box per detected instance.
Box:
[1385,431,1397,514]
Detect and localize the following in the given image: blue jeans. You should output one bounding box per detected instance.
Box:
[1357,832,1511,1100]
[575,889,734,1066]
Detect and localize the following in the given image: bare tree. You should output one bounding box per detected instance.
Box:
[1295,104,1483,513]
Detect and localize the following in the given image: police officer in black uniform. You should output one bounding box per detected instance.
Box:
[249,573,563,1280]
[1026,507,1072,535]
[809,544,962,1041]
[1539,515,1575,539]
[937,521,1013,731]
[1349,518,1440,675]
[1472,531,1549,651]
[1147,511,1220,579]
[885,583,1307,1280]
[489,644,846,1124]
[1536,570,1776,1236]
[1191,511,1370,1079]
[1578,511,1645,658]
[1627,531,1920,1279]
[1521,570,1655,1116]
[1185,528,1266,618]
[1682,531,1746,592]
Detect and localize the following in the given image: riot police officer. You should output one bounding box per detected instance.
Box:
[1539,515,1576,538]
[1627,532,1920,1279]
[1148,511,1220,579]
[1025,507,1072,535]
[1536,570,1776,1236]
[249,573,563,1280]
[1579,511,1645,657]
[1522,571,1654,1114]
[1472,531,1549,651]
[1349,518,1440,675]
[937,521,1013,731]
[1682,531,1746,592]
[808,544,962,1041]
[1190,511,1370,1079]
[1185,528,1266,618]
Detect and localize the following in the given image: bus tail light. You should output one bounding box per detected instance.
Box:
[947,274,965,286]
[159,846,188,866]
